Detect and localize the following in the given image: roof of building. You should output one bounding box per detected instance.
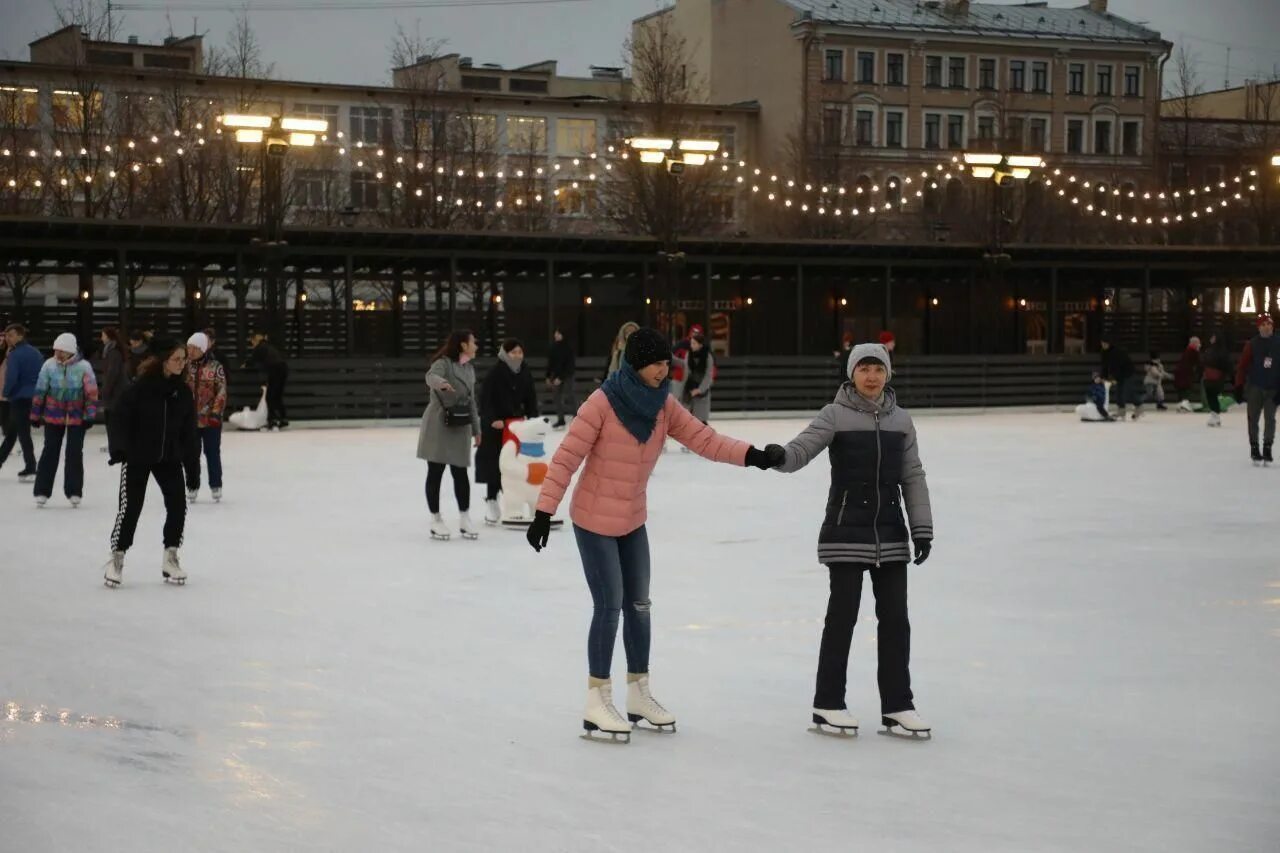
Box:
[784,0,1165,45]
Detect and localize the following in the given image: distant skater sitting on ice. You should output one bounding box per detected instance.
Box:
[1077,373,1115,422]
[769,343,934,738]
[525,327,782,743]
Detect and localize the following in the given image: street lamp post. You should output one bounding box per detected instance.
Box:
[962,152,1044,262]
[628,136,720,338]
[219,113,328,347]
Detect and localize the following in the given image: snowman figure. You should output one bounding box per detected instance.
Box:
[498,418,563,528]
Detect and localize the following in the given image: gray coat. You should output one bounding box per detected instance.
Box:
[670,350,715,422]
[416,357,481,468]
[776,382,933,567]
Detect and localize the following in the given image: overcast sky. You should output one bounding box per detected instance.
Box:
[1,0,1278,91]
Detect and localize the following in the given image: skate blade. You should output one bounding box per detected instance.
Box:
[627,714,676,733]
[430,534,451,541]
[460,532,479,540]
[810,717,858,737]
[163,577,187,585]
[581,722,630,744]
[879,720,931,740]
[104,579,120,588]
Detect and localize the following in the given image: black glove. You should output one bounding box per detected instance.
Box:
[765,444,785,468]
[526,510,552,553]
[745,446,777,470]
[913,539,932,566]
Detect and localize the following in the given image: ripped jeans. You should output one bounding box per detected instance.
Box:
[574,524,652,680]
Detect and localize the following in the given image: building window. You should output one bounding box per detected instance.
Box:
[947,115,964,149]
[1096,64,1113,96]
[349,107,392,144]
[295,169,331,209]
[1006,116,1025,147]
[1031,61,1049,93]
[350,171,383,209]
[855,109,874,146]
[1009,60,1026,91]
[926,56,943,88]
[293,103,339,129]
[887,53,905,85]
[1094,119,1113,154]
[924,113,941,149]
[824,49,844,82]
[979,59,996,90]
[948,57,966,89]
[977,115,995,140]
[1124,65,1141,97]
[556,118,596,155]
[509,78,548,94]
[822,105,845,145]
[857,51,876,83]
[51,89,104,129]
[1068,64,1085,95]
[0,86,40,128]
[508,115,547,152]
[1029,118,1048,151]
[1169,162,1187,187]
[1121,120,1140,156]
[460,75,502,92]
[885,111,903,148]
[555,180,591,216]
[1066,119,1084,154]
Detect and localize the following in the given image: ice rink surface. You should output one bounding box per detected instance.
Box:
[1,407,1277,852]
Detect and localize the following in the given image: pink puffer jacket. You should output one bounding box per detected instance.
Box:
[537,388,750,537]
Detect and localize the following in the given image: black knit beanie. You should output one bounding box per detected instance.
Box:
[624,327,672,370]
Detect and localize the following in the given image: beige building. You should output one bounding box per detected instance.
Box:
[640,0,1171,185]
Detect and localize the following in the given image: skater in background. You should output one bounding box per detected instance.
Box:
[244,331,289,430]
[92,326,129,454]
[670,325,715,423]
[31,333,98,507]
[417,329,482,541]
[1201,333,1231,428]
[126,329,149,379]
[1100,339,1142,420]
[1143,352,1171,411]
[1234,313,1280,464]
[1173,336,1201,412]
[182,332,228,503]
[770,343,933,737]
[525,326,782,742]
[600,321,639,383]
[476,338,539,526]
[104,339,196,587]
[878,331,897,354]
[546,328,576,429]
[201,328,221,365]
[833,332,854,386]
[0,324,40,481]
[1078,372,1115,422]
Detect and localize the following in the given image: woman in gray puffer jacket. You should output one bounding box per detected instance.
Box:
[417,329,482,541]
[772,342,934,738]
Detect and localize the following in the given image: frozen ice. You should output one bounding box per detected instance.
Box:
[1,409,1277,851]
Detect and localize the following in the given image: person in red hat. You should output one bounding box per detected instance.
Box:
[670,324,716,424]
[878,331,896,354]
[1234,313,1280,464]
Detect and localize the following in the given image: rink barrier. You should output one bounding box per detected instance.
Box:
[221,353,1156,421]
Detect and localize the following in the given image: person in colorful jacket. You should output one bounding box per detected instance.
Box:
[182,332,228,502]
[770,342,935,738]
[525,327,781,742]
[30,332,99,507]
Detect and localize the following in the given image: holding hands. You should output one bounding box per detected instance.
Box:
[745,444,785,470]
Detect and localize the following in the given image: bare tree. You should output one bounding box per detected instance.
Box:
[1241,75,1280,244]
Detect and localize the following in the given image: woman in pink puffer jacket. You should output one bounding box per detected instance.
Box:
[526,327,780,742]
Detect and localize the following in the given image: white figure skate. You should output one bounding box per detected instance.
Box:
[429,513,452,541]
[811,707,860,737]
[103,551,124,588]
[881,709,931,738]
[626,675,676,732]
[459,511,479,540]
[583,681,631,744]
[162,548,187,585]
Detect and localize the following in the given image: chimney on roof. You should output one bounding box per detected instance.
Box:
[459,56,472,68]
[1088,0,1108,12]
[127,35,139,45]
[944,0,970,13]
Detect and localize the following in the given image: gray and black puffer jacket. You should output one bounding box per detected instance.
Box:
[777,358,932,567]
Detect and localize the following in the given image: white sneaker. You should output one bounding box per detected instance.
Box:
[35,496,47,507]
[429,513,452,541]
[812,707,859,734]
[69,496,81,508]
[882,709,931,735]
[104,551,124,587]
[583,681,631,742]
[484,499,501,526]
[459,511,479,540]
[187,489,198,503]
[626,674,676,731]
[162,548,187,584]
[211,488,222,502]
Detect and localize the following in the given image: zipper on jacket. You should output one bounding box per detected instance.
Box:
[837,490,848,526]
[872,411,882,567]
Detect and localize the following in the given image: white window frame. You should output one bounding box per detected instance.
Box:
[943,112,968,150]
[947,55,969,91]
[1120,118,1143,156]
[977,56,1000,91]
[1064,115,1088,155]
[924,55,945,89]
[1030,60,1051,95]
[923,111,943,149]
[1122,64,1143,98]
[1067,62,1086,95]
[883,109,905,148]
[886,51,908,87]
[823,48,846,83]
[853,105,878,147]
[1094,62,1115,97]
[1092,116,1116,155]
[1027,115,1052,153]
[854,48,878,85]
[1007,58,1028,93]
[822,102,849,145]
[555,117,597,156]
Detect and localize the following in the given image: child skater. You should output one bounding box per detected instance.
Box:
[770,342,934,737]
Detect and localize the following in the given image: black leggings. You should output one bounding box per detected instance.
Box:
[1204,381,1224,414]
[426,462,470,513]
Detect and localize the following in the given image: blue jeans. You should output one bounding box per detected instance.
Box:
[574,524,652,680]
[183,426,223,491]
[34,423,85,499]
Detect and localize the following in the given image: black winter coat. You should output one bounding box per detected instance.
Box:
[547,339,576,381]
[108,372,197,467]
[1100,346,1134,383]
[246,341,286,375]
[475,358,539,484]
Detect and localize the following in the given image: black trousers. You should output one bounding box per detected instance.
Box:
[109,460,187,553]
[0,398,36,471]
[266,364,289,426]
[814,562,914,715]
[426,462,470,513]
[34,424,85,499]
[1204,381,1224,414]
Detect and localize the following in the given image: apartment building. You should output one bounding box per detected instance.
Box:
[643,0,1170,186]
